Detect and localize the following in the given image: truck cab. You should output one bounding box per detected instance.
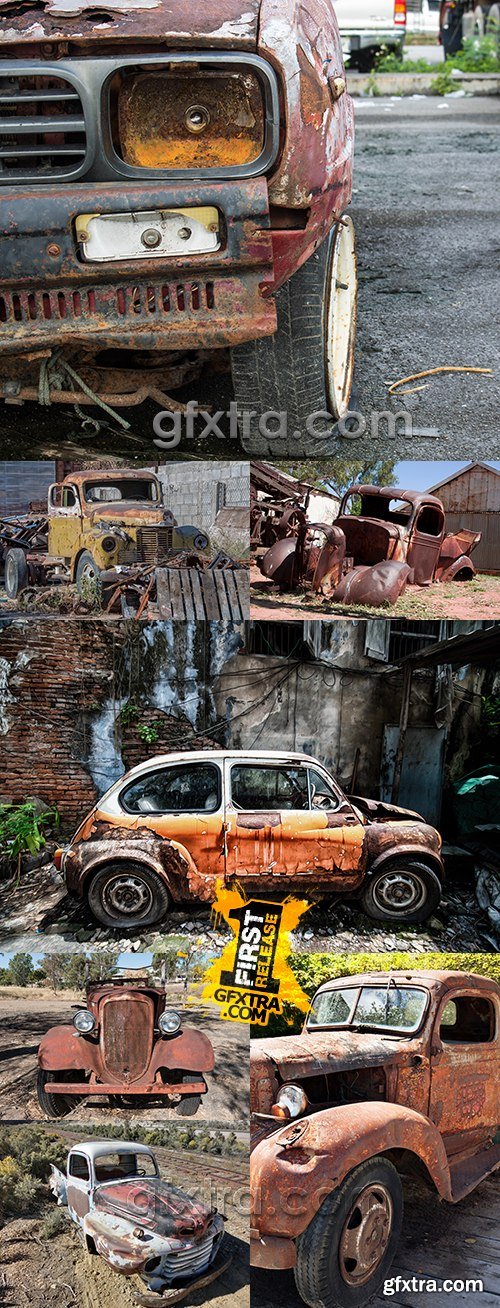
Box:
[250,970,500,1308]
[50,1140,226,1293]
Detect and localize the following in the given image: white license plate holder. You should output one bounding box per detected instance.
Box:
[75,208,220,262]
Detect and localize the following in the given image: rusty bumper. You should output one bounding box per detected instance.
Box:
[46,1076,207,1096]
[0,178,276,353]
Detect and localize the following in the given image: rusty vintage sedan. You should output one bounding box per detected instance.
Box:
[250,969,500,1307]
[0,0,355,453]
[37,976,215,1117]
[56,749,444,929]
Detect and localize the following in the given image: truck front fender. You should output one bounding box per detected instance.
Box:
[150,1028,215,1075]
[38,1025,99,1074]
[334,561,412,607]
[251,1101,453,1243]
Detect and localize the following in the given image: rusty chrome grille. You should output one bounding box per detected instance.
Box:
[162,1233,216,1278]
[0,74,87,179]
[0,282,216,328]
[100,994,153,1082]
[137,526,174,566]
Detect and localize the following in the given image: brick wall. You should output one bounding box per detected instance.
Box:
[0,620,118,831]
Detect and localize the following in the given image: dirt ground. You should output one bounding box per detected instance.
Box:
[0,988,248,1125]
[0,1130,249,1308]
[251,1173,500,1308]
[250,568,500,622]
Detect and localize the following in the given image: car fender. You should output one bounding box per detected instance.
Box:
[334,561,412,607]
[251,1101,453,1243]
[437,554,476,583]
[67,827,213,904]
[366,840,444,880]
[38,1025,99,1074]
[150,1028,215,1075]
[260,538,298,588]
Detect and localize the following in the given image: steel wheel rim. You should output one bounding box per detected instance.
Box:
[5,556,16,592]
[339,1182,393,1286]
[373,870,427,913]
[325,216,357,421]
[102,873,153,918]
[81,561,98,585]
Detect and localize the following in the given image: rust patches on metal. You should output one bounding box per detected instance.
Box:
[38,978,215,1102]
[250,970,500,1271]
[256,483,480,605]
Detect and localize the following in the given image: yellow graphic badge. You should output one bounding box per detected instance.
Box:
[203,883,311,1026]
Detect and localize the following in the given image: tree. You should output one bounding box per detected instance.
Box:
[7,953,36,988]
[275,458,397,499]
[41,953,70,993]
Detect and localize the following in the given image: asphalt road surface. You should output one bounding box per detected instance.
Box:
[0,96,498,462]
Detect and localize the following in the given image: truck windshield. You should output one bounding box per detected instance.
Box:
[93,1152,158,1183]
[307,985,428,1034]
[82,479,160,503]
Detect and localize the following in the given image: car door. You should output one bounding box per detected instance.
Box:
[47,483,81,561]
[406,502,445,583]
[223,758,365,892]
[428,988,500,1144]
[118,760,225,891]
[66,1151,92,1223]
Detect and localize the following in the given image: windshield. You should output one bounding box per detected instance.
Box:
[93,1151,158,1183]
[83,479,160,504]
[307,985,428,1034]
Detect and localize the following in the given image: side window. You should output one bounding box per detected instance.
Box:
[120,763,221,814]
[69,1153,90,1181]
[308,767,340,812]
[62,488,77,509]
[231,765,309,811]
[440,996,495,1044]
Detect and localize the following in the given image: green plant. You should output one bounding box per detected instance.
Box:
[137,722,160,744]
[452,33,499,71]
[41,1208,68,1239]
[431,63,455,94]
[118,699,140,726]
[0,800,58,878]
[0,1125,67,1221]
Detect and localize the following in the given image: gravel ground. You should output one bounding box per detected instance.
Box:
[0,98,498,462]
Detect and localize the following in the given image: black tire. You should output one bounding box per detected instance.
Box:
[87,860,171,930]
[295,1157,403,1308]
[174,1074,205,1117]
[231,220,356,456]
[75,550,101,599]
[37,1069,86,1119]
[361,859,442,925]
[4,548,28,600]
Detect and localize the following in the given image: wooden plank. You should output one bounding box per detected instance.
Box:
[234,570,250,620]
[224,568,240,620]
[189,568,206,621]
[155,567,174,618]
[181,571,196,623]
[168,568,187,621]
[213,568,231,622]
[201,569,221,621]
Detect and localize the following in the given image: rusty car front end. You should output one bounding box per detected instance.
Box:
[250,970,500,1275]
[258,484,480,605]
[37,978,214,1111]
[0,0,353,414]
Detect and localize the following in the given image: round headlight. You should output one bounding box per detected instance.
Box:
[101,535,117,554]
[194,533,209,551]
[73,1009,96,1034]
[275,1084,308,1119]
[159,1010,181,1035]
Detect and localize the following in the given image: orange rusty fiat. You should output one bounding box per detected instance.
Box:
[57,750,444,930]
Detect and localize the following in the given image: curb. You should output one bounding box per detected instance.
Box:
[348,70,500,96]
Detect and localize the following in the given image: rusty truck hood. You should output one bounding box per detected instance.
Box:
[252,1029,405,1088]
[93,1177,214,1238]
[87,504,167,526]
[0,0,261,49]
[350,796,425,824]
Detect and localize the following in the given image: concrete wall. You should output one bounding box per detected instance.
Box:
[151,461,249,533]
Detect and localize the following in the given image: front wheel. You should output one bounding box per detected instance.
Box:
[231,219,357,455]
[361,859,442,925]
[295,1157,403,1308]
[75,550,101,600]
[4,548,29,600]
[87,860,171,929]
[37,1069,86,1119]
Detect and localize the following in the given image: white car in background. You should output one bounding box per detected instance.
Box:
[334,0,407,68]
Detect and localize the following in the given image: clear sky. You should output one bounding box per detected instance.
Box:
[393,461,500,490]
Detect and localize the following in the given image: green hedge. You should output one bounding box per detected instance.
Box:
[252,951,500,1039]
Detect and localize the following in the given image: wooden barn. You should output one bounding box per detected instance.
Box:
[428,461,500,575]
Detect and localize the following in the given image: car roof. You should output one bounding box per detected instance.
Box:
[314,970,499,996]
[114,750,325,781]
[64,469,159,486]
[72,1141,154,1159]
[344,485,444,509]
